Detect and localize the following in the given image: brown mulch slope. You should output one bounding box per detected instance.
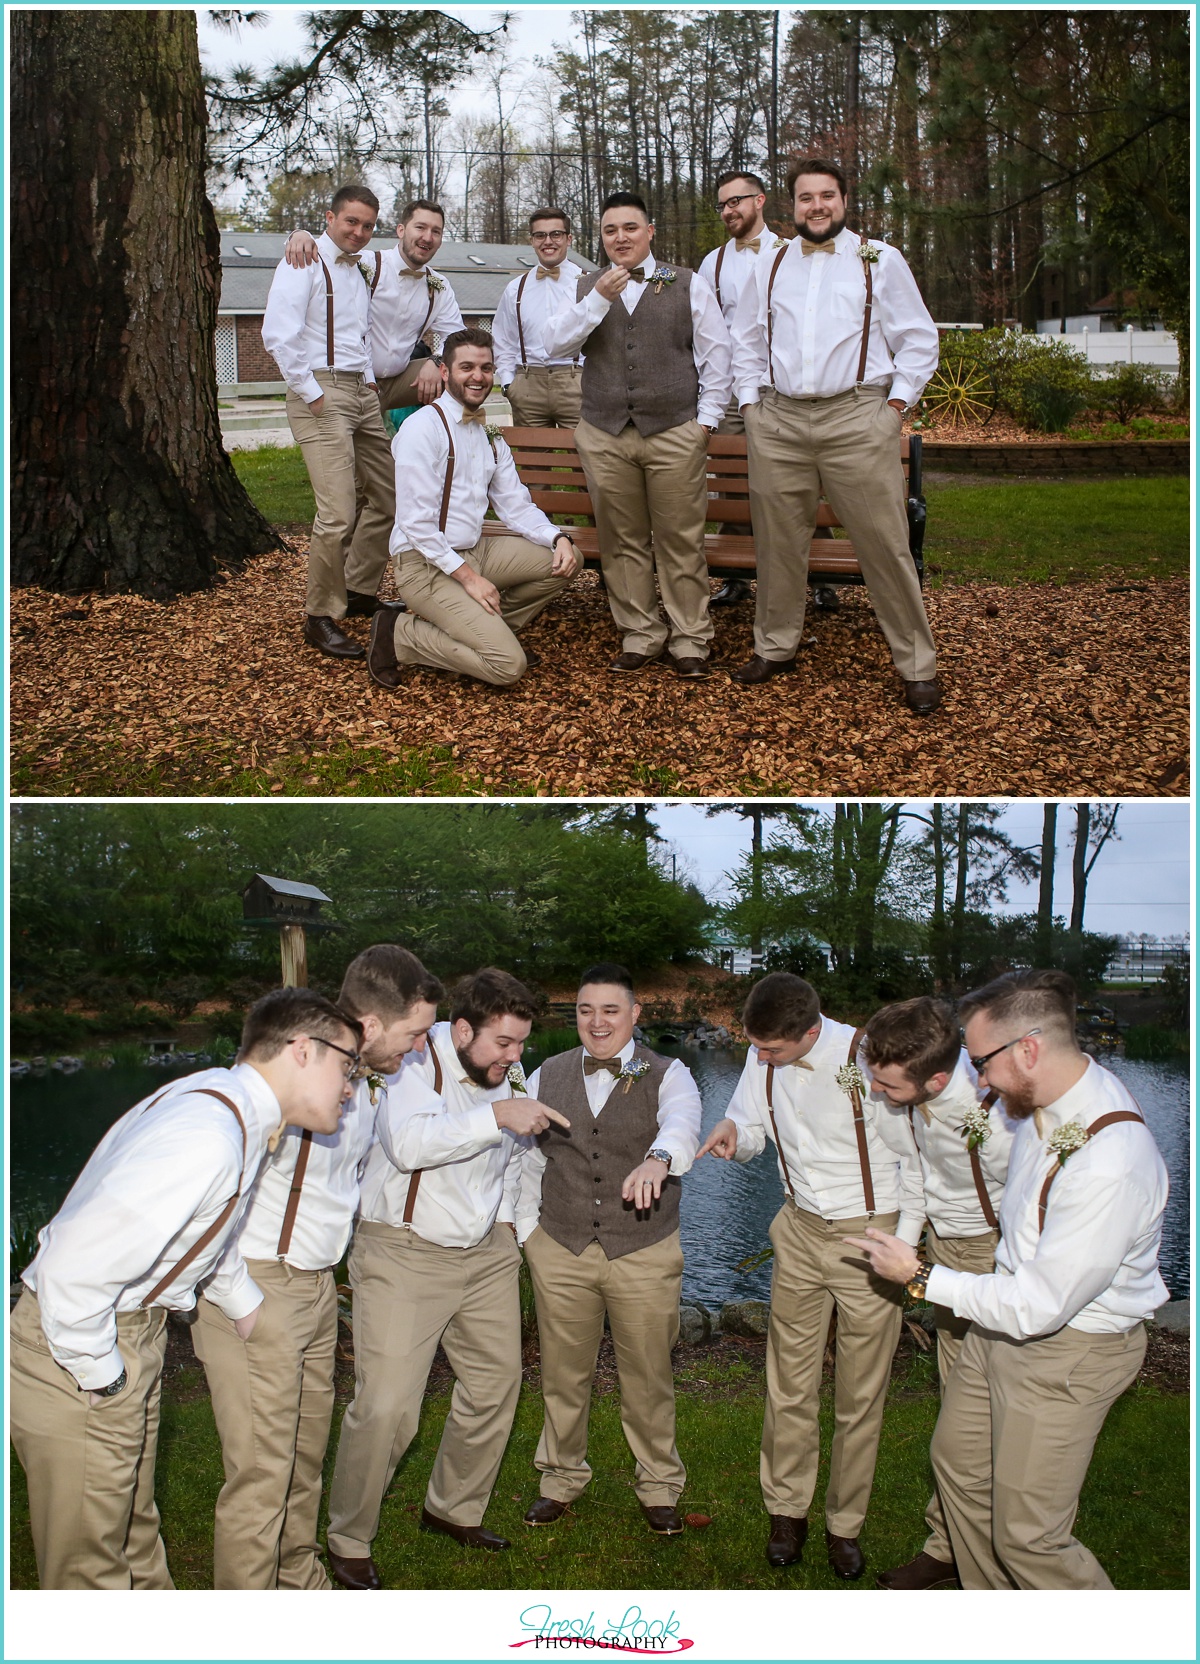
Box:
[9,540,1188,797]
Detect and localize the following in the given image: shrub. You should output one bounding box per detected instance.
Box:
[934,328,1095,428]
[1094,363,1174,423]
[1018,376,1089,433]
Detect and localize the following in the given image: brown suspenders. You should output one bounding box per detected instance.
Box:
[140,1088,248,1308]
[276,1130,314,1257]
[432,403,456,533]
[316,256,335,368]
[764,1063,795,1198]
[402,1043,445,1225]
[766,1028,875,1215]
[515,270,530,366]
[764,234,875,390]
[765,242,789,388]
[712,242,727,312]
[1036,1109,1144,1234]
[372,250,383,293]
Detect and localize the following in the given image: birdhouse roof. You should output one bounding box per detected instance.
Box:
[247,874,332,904]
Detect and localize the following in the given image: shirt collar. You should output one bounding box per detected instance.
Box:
[925,1052,978,1121]
[436,390,470,427]
[318,231,357,265]
[228,1060,285,1150]
[635,253,656,279]
[1035,1055,1099,1138]
[582,1037,636,1069]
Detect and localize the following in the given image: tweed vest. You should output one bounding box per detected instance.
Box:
[535,1044,677,1259]
[576,267,700,437]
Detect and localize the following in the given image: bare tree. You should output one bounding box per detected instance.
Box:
[1070,804,1121,937]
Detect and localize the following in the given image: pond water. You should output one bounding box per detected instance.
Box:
[9,1047,1191,1306]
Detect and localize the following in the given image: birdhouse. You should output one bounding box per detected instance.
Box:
[241,874,332,926]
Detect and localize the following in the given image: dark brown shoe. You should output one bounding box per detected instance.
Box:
[639,1502,684,1536]
[876,1550,958,1590]
[710,579,751,607]
[609,650,661,674]
[304,614,365,660]
[522,647,542,669]
[420,1505,509,1552]
[666,653,711,680]
[825,1528,865,1580]
[345,588,382,617]
[903,678,942,715]
[523,1496,570,1527]
[328,1551,383,1589]
[766,1514,807,1568]
[366,610,403,690]
[812,584,841,612]
[730,654,797,685]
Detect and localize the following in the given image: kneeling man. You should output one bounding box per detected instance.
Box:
[368,327,581,689]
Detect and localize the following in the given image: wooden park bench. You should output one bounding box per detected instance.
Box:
[484,425,927,589]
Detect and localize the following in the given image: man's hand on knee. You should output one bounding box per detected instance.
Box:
[451,564,503,615]
[415,360,444,404]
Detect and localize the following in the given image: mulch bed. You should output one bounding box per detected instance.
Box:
[10,538,1188,797]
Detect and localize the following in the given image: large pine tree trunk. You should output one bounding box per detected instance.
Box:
[11,10,279,597]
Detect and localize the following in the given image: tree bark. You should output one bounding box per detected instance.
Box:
[11,10,278,597]
[1037,803,1058,960]
[1070,803,1091,936]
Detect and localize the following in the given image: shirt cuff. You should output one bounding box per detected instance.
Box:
[292,374,323,405]
[70,1346,126,1393]
[696,405,723,430]
[896,1215,926,1249]
[737,385,763,410]
[926,1264,961,1308]
[211,1279,266,1324]
[889,381,918,408]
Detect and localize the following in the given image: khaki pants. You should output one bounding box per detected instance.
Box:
[326,1221,522,1557]
[761,1203,903,1535]
[931,1320,1146,1589]
[375,358,430,416]
[191,1259,337,1589]
[392,534,579,685]
[286,369,396,618]
[523,1226,685,1506]
[744,385,936,680]
[919,1225,999,1562]
[507,365,583,429]
[9,1289,173,1589]
[716,392,745,437]
[574,417,714,659]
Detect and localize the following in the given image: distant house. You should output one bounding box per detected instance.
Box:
[216,232,600,388]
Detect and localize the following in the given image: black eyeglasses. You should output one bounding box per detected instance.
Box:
[301,1035,362,1079]
[968,1028,1041,1074]
[716,191,761,212]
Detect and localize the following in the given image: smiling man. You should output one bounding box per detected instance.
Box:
[698,171,782,437]
[516,964,703,1536]
[492,207,586,428]
[325,968,569,1588]
[367,326,580,689]
[10,987,361,1589]
[192,946,442,1590]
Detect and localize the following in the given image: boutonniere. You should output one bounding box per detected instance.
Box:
[1047,1120,1089,1165]
[506,1063,528,1095]
[835,1062,868,1097]
[618,1057,651,1094]
[857,243,880,265]
[650,265,676,294]
[772,236,787,250]
[958,1103,992,1151]
[358,263,374,288]
[426,272,445,293]
[485,422,503,445]
[366,1071,387,1106]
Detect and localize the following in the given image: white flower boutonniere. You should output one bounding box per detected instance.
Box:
[958,1103,993,1151]
[426,272,445,294]
[485,422,503,446]
[366,1071,387,1106]
[772,236,787,251]
[835,1061,868,1098]
[358,263,374,288]
[1047,1120,1089,1166]
[618,1057,651,1094]
[506,1063,528,1095]
[857,243,880,265]
[650,265,677,294]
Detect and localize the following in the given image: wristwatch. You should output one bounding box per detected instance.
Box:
[87,1367,128,1399]
[905,1256,934,1302]
[645,1146,672,1170]
[553,531,576,548]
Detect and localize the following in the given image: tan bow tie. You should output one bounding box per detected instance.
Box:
[459,407,489,425]
[536,266,560,281]
[800,238,837,256]
[584,1055,623,1077]
[335,253,362,266]
[398,264,426,279]
[735,236,761,254]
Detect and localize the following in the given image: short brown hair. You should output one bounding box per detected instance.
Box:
[239,987,362,1062]
[715,169,767,197]
[450,967,537,1032]
[863,997,961,1088]
[331,184,380,215]
[399,198,445,224]
[338,945,444,1024]
[529,206,572,233]
[785,155,847,199]
[441,325,494,368]
[741,973,821,1042]
[957,969,1078,1049]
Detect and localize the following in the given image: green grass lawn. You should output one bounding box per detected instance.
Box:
[9,1352,1187,1590]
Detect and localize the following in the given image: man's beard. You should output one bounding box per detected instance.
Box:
[995,1079,1039,1120]
[457,1042,502,1090]
[794,211,846,244]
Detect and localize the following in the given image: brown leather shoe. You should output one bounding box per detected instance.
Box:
[304,614,366,660]
[345,588,382,617]
[328,1551,383,1589]
[420,1505,509,1552]
[825,1528,865,1580]
[766,1514,807,1568]
[523,1496,570,1527]
[522,647,542,669]
[609,650,661,674]
[366,610,404,690]
[903,678,942,715]
[730,654,797,685]
[812,584,841,612]
[876,1550,958,1590]
[666,653,711,680]
[639,1502,684,1536]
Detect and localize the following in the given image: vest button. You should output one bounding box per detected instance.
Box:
[594,1175,601,1183]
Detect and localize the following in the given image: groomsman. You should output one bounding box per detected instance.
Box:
[325,969,568,1589]
[730,156,941,706]
[193,947,442,1589]
[699,973,923,1579]
[861,995,1018,1589]
[492,208,585,428]
[9,988,360,1589]
[367,327,580,690]
[544,191,732,679]
[516,964,703,1534]
[848,970,1169,1590]
[262,185,396,659]
[698,172,783,436]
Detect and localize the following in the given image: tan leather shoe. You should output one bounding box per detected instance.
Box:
[730,654,797,685]
[903,678,942,715]
[876,1549,958,1589]
[328,1551,383,1589]
[420,1505,510,1551]
[523,1496,570,1526]
[304,614,365,660]
[825,1528,865,1580]
[766,1514,807,1568]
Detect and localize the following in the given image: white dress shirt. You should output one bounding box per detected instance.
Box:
[204,1076,381,1319]
[22,1065,282,1390]
[514,1041,703,1244]
[356,1022,528,1249]
[389,390,562,574]
[367,249,464,379]
[874,1051,1019,1239]
[261,231,376,405]
[697,231,787,324]
[542,254,733,428]
[492,260,586,386]
[730,227,939,409]
[724,1016,926,1243]
[926,1058,1169,1339]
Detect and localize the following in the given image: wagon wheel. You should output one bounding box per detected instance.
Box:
[920,358,999,429]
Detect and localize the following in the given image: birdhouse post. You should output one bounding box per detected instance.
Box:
[240,875,338,987]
